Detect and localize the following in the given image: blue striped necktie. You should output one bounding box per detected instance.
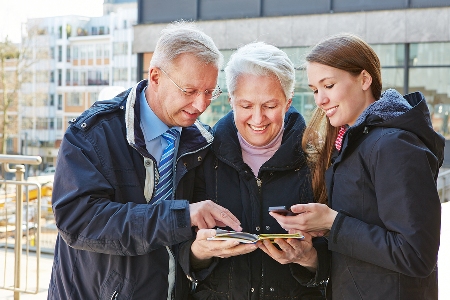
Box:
[153,129,179,202]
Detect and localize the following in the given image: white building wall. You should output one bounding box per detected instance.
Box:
[19,1,137,167]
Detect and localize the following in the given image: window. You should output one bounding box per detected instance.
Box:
[90,92,99,106]
[67,46,71,62]
[36,118,48,130]
[73,46,78,60]
[96,45,103,59]
[77,27,88,36]
[104,45,110,58]
[73,71,79,86]
[57,94,63,110]
[58,70,62,86]
[114,68,120,82]
[408,42,450,138]
[113,42,128,55]
[22,117,33,130]
[131,67,136,82]
[103,69,109,84]
[6,138,13,154]
[80,71,86,85]
[114,68,127,82]
[66,70,71,86]
[88,45,94,59]
[87,70,108,85]
[57,117,62,130]
[67,92,83,106]
[372,44,405,67]
[36,71,48,83]
[50,94,54,106]
[80,45,86,59]
[411,42,450,66]
[200,43,450,144]
[66,24,72,38]
[58,46,62,62]
[36,95,48,106]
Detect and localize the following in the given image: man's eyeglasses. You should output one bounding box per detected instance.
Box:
[158,67,222,101]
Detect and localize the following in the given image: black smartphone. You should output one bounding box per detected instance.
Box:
[268,206,296,216]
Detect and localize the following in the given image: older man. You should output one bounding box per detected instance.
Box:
[48,21,241,300]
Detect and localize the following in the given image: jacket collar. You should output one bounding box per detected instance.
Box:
[124,79,213,201]
[212,107,307,172]
[341,89,444,167]
[125,80,213,158]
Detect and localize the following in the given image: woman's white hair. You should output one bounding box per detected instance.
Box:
[150,20,223,70]
[225,42,295,100]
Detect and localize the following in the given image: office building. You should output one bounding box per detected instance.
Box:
[134,0,450,142]
[18,0,137,171]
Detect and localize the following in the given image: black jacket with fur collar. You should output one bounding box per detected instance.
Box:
[326,89,444,299]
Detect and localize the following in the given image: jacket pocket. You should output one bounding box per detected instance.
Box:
[339,267,399,300]
[99,270,135,300]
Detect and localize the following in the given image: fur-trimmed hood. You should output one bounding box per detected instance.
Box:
[350,89,444,166]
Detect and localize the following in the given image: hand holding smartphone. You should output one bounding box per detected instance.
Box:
[268,206,298,216]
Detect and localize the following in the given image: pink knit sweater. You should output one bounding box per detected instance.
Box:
[237,127,284,177]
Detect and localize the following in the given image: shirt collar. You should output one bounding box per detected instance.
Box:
[140,87,181,141]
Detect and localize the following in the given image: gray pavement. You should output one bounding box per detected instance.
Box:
[1,203,450,299]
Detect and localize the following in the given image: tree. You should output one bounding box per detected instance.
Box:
[0,27,45,154]
[0,36,24,154]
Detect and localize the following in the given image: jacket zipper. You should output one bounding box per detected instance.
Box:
[256,177,262,191]
[256,176,265,297]
[176,143,211,164]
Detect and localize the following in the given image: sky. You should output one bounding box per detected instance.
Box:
[0,0,104,43]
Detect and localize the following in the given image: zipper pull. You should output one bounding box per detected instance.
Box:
[256,178,262,188]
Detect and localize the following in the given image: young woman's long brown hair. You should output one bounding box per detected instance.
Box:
[302,33,382,205]
[302,109,339,205]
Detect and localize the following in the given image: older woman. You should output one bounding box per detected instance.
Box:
[178,42,328,299]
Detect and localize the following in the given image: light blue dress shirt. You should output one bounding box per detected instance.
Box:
[140,87,181,166]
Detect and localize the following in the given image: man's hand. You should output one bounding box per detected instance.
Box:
[190,200,242,231]
[258,232,318,272]
[190,229,258,269]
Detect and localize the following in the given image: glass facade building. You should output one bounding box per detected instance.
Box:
[135,0,450,164]
[198,42,450,141]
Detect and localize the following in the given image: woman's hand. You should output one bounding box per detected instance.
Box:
[269,203,338,233]
[258,232,318,272]
[190,229,259,269]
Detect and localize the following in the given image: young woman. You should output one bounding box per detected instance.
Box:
[267,33,444,299]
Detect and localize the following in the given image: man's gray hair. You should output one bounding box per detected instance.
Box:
[225,42,295,100]
[150,20,223,70]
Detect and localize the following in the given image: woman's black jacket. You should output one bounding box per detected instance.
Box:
[326,90,443,299]
[179,107,329,299]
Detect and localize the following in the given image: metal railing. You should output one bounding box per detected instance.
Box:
[0,154,447,300]
[438,169,450,203]
[0,154,43,300]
